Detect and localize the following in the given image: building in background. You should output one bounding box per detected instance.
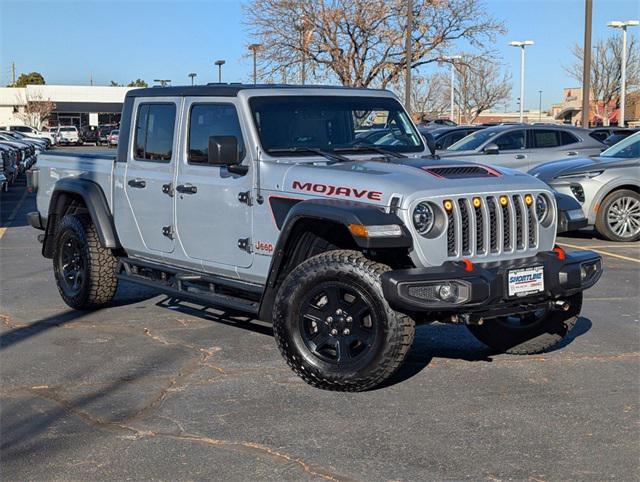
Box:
[0,85,133,128]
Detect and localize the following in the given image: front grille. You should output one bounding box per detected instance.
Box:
[445,194,538,259]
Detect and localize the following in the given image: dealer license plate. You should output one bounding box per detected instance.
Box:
[507,266,544,297]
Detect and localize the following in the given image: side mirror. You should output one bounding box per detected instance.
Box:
[484,143,499,155]
[208,135,240,165]
[435,141,443,150]
[422,132,436,156]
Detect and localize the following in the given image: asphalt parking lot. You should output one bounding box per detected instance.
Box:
[1,152,639,481]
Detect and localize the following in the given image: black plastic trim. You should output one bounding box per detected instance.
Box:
[554,191,587,233]
[27,211,44,230]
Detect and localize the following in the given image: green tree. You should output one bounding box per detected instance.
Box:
[127,79,148,87]
[12,72,45,87]
[110,80,122,86]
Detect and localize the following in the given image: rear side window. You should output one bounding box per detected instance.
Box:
[532,129,561,148]
[134,103,176,161]
[188,104,245,164]
[560,130,579,145]
[589,131,609,143]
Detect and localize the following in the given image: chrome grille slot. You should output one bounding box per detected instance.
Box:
[442,194,540,260]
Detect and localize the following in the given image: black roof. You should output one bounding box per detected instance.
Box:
[125,83,388,98]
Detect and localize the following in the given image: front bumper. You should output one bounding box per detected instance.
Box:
[382,250,602,317]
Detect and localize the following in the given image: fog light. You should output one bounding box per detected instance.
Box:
[570,185,585,203]
[580,259,602,284]
[438,283,458,301]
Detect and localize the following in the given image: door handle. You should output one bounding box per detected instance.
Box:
[128,178,146,188]
[566,151,578,156]
[176,184,198,194]
[515,154,526,159]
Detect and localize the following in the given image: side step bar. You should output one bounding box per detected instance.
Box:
[117,257,262,316]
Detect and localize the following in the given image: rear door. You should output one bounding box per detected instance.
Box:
[123,99,180,254]
[174,98,253,269]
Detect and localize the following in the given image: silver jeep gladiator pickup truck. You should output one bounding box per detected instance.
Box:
[28,85,602,391]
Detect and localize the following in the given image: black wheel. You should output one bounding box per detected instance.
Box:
[466,293,582,354]
[595,189,640,242]
[53,214,118,309]
[273,250,415,391]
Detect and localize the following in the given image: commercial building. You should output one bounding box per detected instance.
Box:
[0,85,133,128]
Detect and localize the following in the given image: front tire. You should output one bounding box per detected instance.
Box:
[273,250,415,391]
[595,189,640,242]
[53,214,118,309]
[466,293,582,354]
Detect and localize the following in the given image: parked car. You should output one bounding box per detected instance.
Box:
[439,125,605,171]
[419,125,487,150]
[57,126,82,146]
[98,124,118,145]
[602,128,639,147]
[0,143,20,185]
[107,129,119,147]
[0,135,38,170]
[530,131,640,242]
[80,125,100,145]
[418,118,457,128]
[27,84,602,392]
[0,131,46,152]
[0,125,53,147]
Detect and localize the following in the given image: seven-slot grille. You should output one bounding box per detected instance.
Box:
[445,194,538,258]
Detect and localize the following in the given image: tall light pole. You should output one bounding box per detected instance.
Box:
[404,0,413,114]
[188,73,197,86]
[509,40,534,123]
[214,60,225,83]
[248,43,263,85]
[538,90,543,122]
[608,20,639,127]
[581,0,593,128]
[440,55,462,122]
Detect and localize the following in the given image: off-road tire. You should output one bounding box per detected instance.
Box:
[467,293,583,354]
[272,250,415,391]
[595,189,640,242]
[53,214,118,309]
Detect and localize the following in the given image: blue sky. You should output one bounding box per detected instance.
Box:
[0,0,638,110]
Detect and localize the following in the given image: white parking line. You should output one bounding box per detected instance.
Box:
[557,242,640,264]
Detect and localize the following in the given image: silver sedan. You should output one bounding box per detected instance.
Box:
[529,132,640,242]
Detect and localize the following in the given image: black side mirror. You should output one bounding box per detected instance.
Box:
[208,135,240,165]
[435,141,443,150]
[484,142,499,155]
[422,132,436,156]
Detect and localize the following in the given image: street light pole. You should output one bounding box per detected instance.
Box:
[509,40,534,123]
[248,44,263,85]
[581,0,593,128]
[538,90,543,122]
[188,73,197,86]
[608,20,639,127]
[214,60,225,83]
[440,55,461,123]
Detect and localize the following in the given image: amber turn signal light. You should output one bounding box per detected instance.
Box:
[524,194,533,206]
[443,200,454,211]
[499,195,509,206]
[472,197,481,208]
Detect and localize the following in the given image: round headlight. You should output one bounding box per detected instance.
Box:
[413,202,435,235]
[536,194,550,222]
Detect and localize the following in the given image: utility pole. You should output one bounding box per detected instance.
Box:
[581,0,592,128]
[11,61,16,86]
[538,90,543,122]
[90,73,93,86]
[404,0,413,114]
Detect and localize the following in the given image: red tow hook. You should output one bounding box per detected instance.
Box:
[462,258,474,272]
[553,246,566,261]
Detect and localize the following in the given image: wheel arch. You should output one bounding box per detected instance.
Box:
[591,181,640,224]
[42,178,120,258]
[258,198,412,322]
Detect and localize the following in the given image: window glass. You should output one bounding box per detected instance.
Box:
[188,104,245,163]
[448,129,498,151]
[560,130,579,145]
[533,129,560,148]
[495,130,525,150]
[589,131,608,143]
[134,103,176,161]
[601,132,640,158]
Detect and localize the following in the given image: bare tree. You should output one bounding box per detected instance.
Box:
[454,56,511,123]
[17,91,56,129]
[244,0,504,88]
[565,35,639,126]
[391,72,449,118]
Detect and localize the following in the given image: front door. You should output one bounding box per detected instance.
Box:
[124,99,180,254]
[488,129,530,170]
[175,99,253,269]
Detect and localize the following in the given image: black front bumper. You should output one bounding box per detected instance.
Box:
[381,250,602,316]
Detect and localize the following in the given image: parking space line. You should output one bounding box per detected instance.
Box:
[0,227,6,240]
[557,242,640,264]
[572,244,640,249]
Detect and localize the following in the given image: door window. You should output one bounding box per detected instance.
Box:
[187,104,245,164]
[531,129,562,148]
[134,103,176,162]
[494,130,525,150]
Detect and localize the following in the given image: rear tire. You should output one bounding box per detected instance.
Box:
[273,250,415,391]
[466,293,582,354]
[53,214,118,310]
[595,189,640,242]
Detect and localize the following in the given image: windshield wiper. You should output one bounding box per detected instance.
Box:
[333,144,407,159]
[267,147,352,164]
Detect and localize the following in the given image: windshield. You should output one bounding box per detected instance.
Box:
[447,129,498,151]
[249,96,423,155]
[601,132,640,158]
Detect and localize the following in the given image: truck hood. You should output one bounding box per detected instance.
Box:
[529,156,640,182]
[277,156,550,208]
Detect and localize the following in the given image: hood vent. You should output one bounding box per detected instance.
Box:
[422,165,502,179]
